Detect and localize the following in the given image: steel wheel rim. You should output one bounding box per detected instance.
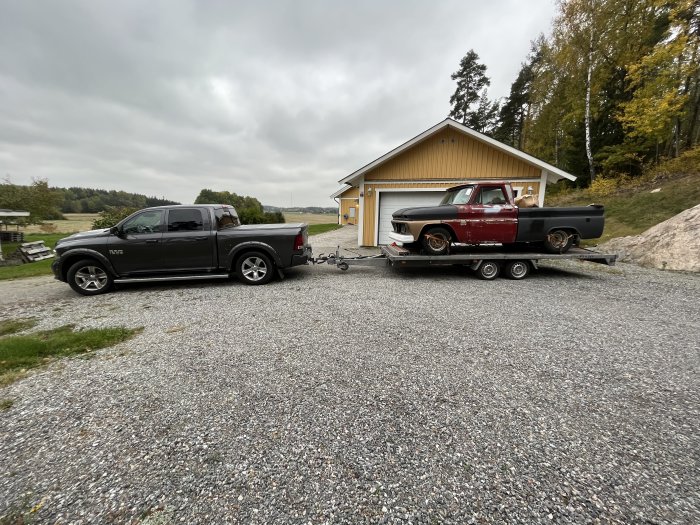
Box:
[75,266,109,291]
[549,231,568,249]
[428,233,449,251]
[242,257,268,281]
[482,263,498,279]
[510,262,528,278]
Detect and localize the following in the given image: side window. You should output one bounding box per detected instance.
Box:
[477,187,507,205]
[215,208,240,230]
[167,209,204,232]
[122,210,164,234]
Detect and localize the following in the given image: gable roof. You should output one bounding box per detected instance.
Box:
[330,185,354,199]
[338,118,576,185]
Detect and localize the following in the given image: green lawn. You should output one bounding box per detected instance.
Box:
[0,233,67,281]
[308,223,342,235]
[546,173,700,244]
[0,319,142,386]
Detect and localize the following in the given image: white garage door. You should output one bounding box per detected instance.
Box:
[377,191,446,245]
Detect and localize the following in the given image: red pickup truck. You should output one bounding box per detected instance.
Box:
[388,182,605,255]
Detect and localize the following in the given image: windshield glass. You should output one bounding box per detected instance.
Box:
[440,186,473,205]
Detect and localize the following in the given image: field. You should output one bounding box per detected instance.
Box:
[23,213,99,234]
[283,212,337,225]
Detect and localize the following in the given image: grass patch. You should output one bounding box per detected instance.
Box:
[308,223,343,235]
[0,398,13,411]
[0,325,142,386]
[0,318,38,336]
[546,171,700,244]
[0,233,67,281]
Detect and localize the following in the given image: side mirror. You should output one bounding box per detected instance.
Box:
[109,226,121,236]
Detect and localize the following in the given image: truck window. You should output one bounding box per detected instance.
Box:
[476,187,507,205]
[167,209,204,232]
[122,210,164,234]
[441,186,473,205]
[215,208,240,230]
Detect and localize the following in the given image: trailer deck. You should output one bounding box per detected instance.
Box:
[316,244,617,280]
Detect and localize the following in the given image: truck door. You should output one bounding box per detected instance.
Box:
[465,186,518,244]
[160,208,215,271]
[107,210,165,274]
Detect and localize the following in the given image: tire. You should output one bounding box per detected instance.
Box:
[504,260,530,280]
[236,252,274,285]
[476,260,500,280]
[543,229,574,254]
[421,227,452,256]
[67,259,114,296]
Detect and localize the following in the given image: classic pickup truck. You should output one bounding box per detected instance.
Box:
[388,182,605,255]
[51,204,312,295]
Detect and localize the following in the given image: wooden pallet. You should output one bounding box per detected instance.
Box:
[18,241,55,263]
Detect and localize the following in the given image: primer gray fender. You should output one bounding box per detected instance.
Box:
[57,249,118,279]
[226,242,281,270]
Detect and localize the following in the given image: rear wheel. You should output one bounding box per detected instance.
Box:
[476,260,500,280]
[504,260,530,280]
[67,259,113,296]
[237,252,274,285]
[543,229,574,253]
[421,227,451,256]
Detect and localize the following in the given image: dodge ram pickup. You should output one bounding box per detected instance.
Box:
[388,182,605,255]
[51,204,312,295]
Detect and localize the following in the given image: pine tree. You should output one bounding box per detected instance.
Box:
[449,50,490,124]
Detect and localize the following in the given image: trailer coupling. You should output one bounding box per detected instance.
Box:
[311,247,387,271]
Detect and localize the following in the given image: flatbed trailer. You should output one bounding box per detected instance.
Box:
[317,244,617,280]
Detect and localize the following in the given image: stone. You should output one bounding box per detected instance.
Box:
[598,204,700,272]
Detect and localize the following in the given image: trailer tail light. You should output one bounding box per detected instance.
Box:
[294,233,304,251]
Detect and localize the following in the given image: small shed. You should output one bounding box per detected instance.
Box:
[334,118,577,247]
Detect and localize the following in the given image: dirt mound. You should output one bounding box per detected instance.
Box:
[599,204,700,272]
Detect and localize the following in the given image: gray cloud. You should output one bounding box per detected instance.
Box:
[0,0,555,207]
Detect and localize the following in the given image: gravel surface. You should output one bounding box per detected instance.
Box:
[1,227,698,524]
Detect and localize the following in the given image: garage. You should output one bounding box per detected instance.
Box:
[377,191,445,245]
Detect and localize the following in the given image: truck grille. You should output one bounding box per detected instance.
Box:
[391,221,406,234]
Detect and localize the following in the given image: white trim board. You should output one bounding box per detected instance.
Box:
[339,118,576,186]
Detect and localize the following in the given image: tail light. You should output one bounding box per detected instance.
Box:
[294,233,304,251]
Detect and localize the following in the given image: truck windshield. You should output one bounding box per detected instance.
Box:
[440,186,473,205]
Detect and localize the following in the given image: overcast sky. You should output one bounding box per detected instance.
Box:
[0,1,556,207]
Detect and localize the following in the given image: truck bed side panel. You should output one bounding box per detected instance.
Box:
[516,206,605,242]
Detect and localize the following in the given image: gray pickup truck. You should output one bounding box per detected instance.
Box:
[51,204,312,295]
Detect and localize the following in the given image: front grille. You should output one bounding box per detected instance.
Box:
[391,221,406,234]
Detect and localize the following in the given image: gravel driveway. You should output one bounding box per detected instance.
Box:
[1,227,698,524]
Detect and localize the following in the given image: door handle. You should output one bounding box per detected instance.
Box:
[146,239,160,244]
[194,236,208,241]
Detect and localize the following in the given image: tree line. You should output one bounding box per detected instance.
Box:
[449,0,700,184]
[0,179,284,225]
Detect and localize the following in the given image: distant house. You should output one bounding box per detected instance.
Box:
[331,118,577,247]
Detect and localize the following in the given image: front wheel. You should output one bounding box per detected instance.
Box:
[67,259,114,296]
[421,227,452,256]
[236,252,274,285]
[543,229,574,253]
[476,261,500,280]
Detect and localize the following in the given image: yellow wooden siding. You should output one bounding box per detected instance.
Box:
[364,129,540,181]
[339,198,359,225]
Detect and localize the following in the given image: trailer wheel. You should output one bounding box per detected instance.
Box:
[476,261,500,280]
[504,260,530,280]
[543,229,574,253]
[338,262,349,271]
[421,227,451,256]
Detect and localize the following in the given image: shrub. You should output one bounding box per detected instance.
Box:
[92,207,139,229]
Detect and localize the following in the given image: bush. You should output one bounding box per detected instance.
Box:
[92,207,139,229]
